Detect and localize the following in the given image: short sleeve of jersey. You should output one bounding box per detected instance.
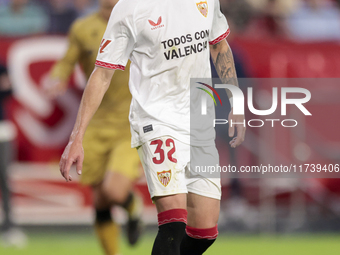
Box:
[209,0,230,45]
[95,0,136,71]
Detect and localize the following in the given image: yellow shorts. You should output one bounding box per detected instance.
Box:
[81,125,141,186]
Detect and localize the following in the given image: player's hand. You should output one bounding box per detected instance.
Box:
[42,77,68,98]
[59,139,84,182]
[228,109,246,148]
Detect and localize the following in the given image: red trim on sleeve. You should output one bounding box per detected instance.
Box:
[157,209,187,226]
[209,28,230,45]
[186,225,218,240]
[95,60,125,71]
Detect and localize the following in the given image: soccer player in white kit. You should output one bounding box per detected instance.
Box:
[59,0,246,254]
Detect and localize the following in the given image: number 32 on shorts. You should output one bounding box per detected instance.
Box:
[150,138,177,164]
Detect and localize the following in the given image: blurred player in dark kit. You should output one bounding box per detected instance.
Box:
[0,64,27,247]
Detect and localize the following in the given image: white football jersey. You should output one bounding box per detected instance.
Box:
[96,0,229,148]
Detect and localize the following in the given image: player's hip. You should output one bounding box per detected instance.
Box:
[137,136,221,200]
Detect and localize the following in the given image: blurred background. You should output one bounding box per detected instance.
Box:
[0,0,340,254]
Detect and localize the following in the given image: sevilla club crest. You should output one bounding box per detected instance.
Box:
[196,1,208,17]
[157,170,172,187]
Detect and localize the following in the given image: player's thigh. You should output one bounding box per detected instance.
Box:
[81,130,109,186]
[187,192,220,228]
[153,194,187,213]
[186,145,221,228]
[137,136,189,210]
[102,138,141,202]
[107,138,141,181]
[186,145,221,200]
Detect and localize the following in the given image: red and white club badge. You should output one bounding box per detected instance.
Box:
[157,170,172,187]
[196,1,208,17]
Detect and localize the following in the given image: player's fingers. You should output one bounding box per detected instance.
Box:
[76,157,83,175]
[59,161,64,178]
[229,137,237,148]
[231,125,245,148]
[229,137,237,145]
[230,140,239,148]
[59,156,66,178]
[238,124,246,142]
[64,159,73,182]
[232,138,242,148]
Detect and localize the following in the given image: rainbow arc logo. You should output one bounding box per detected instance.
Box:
[196,82,222,106]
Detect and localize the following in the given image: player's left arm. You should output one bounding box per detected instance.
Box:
[210,39,245,148]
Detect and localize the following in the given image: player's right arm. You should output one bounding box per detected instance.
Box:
[59,66,114,182]
[60,0,135,182]
[44,22,81,97]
